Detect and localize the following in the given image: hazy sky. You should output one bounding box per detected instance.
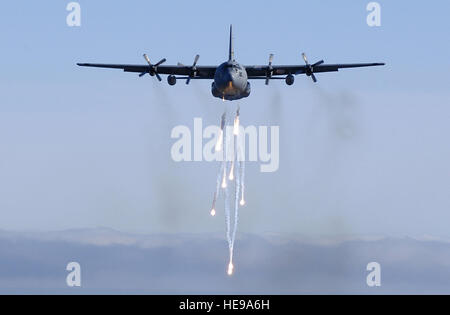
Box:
[0,1,449,237]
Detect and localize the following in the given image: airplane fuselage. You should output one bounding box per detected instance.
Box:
[212,61,250,101]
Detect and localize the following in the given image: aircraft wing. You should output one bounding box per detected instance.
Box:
[76,63,217,79]
[245,62,385,78]
[77,62,385,80]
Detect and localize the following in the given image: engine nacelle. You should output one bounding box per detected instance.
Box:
[285,74,295,86]
[167,75,177,86]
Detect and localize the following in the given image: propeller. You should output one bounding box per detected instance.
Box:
[301,53,324,83]
[139,54,166,81]
[178,54,200,85]
[265,54,274,85]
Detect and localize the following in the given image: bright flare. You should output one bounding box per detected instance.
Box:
[221,166,227,188]
[210,208,216,216]
[221,176,227,188]
[227,262,234,276]
[233,116,240,136]
[240,199,245,206]
[229,162,234,180]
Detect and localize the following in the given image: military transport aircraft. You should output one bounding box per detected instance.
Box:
[77,25,384,101]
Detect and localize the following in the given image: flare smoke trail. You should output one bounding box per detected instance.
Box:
[210,106,246,275]
[223,112,232,255]
[229,162,235,181]
[238,115,246,206]
[231,108,241,248]
[210,161,224,217]
[215,112,226,152]
[224,167,232,254]
[211,113,227,216]
[231,153,241,250]
[239,160,246,206]
[224,147,234,275]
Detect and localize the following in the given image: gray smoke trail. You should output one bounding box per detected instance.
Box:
[311,85,362,141]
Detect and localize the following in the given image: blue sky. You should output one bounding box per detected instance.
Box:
[0,1,449,237]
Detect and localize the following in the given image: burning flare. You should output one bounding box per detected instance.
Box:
[210,108,246,275]
[221,170,227,188]
[227,261,234,276]
[229,162,235,180]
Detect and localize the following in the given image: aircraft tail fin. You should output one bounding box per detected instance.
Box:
[228,25,234,61]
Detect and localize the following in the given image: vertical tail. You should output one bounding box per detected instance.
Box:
[228,25,234,61]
